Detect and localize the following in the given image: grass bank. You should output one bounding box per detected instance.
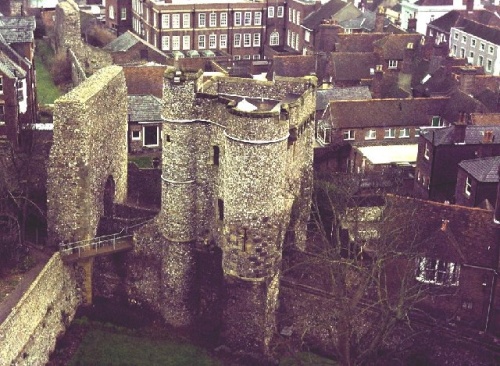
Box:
[35,40,61,105]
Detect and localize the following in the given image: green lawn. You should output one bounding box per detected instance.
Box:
[69,329,220,366]
[129,155,153,168]
[35,58,61,105]
[35,40,61,105]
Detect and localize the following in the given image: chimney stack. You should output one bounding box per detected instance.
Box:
[466,0,474,11]
[371,65,384,99]
[458,66,477,95]
[408,17,417,33]
[453,114,467,144]
[375,6,385,33]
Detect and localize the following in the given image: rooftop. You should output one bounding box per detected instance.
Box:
[459,156,500,183]
[128,94,164,122]
[0,16,36,44]
[422,125,500,145]
[356,144,418,165]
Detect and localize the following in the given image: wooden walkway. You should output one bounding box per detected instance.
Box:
[60,233,134,263]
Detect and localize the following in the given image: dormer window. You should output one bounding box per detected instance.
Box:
[388,60,398,69]
[431,116,443,127]
[465,176,471,197]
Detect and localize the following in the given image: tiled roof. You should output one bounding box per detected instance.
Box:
[272,55,316,77]
[330,52,377,81]
[422,125,500,145]
[471,113,500,125]
[373,34,423,60]
[387,195,497,267]
[127,95,164,123]
[104,31,142,52]
[336,33,387,52]
[303,0,358,30]
[326,97,450,129]
[0,16,36,43]
[316,86,371,111]
[459,156,500,183]
[454,19,500,45]
[339,9,389,31]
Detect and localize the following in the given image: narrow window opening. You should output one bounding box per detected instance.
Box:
[213,145,220,165]
[218,199,224,220]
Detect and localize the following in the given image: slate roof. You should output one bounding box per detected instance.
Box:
[459,156,500,183]
[415,0,453,6]
[421,125,500,145]
[127,95,164,123]
[454,19,500,45]
[339,9,390,31]
[316,86,371,111]
[303,0,360,30]
[428,9,500,34]
[326,97,450,129]
[0,16,36,44]
[373,34,423,60]
[104,31,142,52]
[0,49,26,77]
[330,52,377,81]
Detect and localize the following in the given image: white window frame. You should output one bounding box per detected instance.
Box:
[244,12,252,26]
[270,31,279,46]
[143,125,160,147]
[365,129,376,140]
[0,104,5,123]
[234,33,241,47]
[305,30,310,43]
[161,14,170,28]
[209,34,217,49]
[478,55,484,66]
[183,35,190,50]
[487,59,493,72]
[199,13,206,27]
[424,143,430,160]
[161,35,170,50]
[220,34,227,48]
[416,257,460,286]
[210,12,217,27]
[292,9,296,24]
[277,6,284,17]
[131,130,141,141]
[183,13,190,28]
[220,12,228,26]
[109,5,115,20]
[488,45,494,55]
[172,13,180,28]
[399,128,410,138]
[243,33,251,47]
[343,130,355,141]
[0,77,3,94]
[253,33,261,47]
[198,35,206,49]
[268,6,275,18]
[471,38,476,47]
[431,116,443,127]
[480,42,485,51]
[388,60,398,69]
[384,128,396,139]
[254,12,262,25]
[234,12,242,26]
[121,7,127,20]
[172,36,180,51]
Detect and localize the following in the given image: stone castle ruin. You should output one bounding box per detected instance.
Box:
[47,65,128,245]
[47,62,316,355]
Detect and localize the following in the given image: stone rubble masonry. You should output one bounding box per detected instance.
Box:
[0,254,81,365]
[54,0,112,82]
[47,65,128,244]
[155,69,316,354]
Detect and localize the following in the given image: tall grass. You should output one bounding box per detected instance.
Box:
[35,40,61,105]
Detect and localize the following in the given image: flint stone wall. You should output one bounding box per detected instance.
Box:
[47,65,128,243]
[0,254,81,365]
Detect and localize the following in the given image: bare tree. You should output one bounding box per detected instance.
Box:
[281,172,430,366]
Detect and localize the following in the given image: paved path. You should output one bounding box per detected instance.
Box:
[0,245,51,324]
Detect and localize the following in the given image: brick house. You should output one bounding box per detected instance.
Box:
[0,15,37,149]
[105,0,131,36]
[127,94,164,153]
[414,124,500,202]
[455,155,500,207]
[354,193,500,334]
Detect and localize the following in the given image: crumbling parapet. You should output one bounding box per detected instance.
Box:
[47,65,128,245]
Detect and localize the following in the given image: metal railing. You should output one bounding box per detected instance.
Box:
[58,218,153,258]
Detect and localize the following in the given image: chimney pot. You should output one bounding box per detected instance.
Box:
[441,219,449,231]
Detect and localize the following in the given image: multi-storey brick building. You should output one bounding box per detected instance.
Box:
[126,0,375,60]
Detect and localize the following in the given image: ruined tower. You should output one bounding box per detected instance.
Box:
[157,67,316,354]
